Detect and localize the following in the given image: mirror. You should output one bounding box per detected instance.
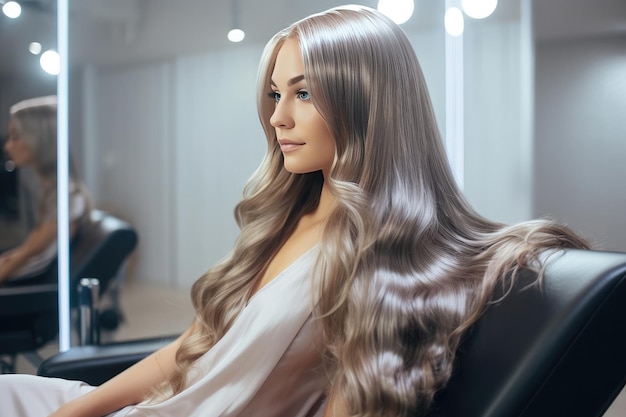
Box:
[0,1,57,254]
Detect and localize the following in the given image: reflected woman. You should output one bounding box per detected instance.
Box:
[0,96,91,283]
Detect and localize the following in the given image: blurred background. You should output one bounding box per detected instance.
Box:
[1,0,625,354]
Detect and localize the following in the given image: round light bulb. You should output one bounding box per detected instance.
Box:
[377,0,415,25]
[40,50,60,75]
[445,7,465,37]
[461,0,498,19]
[29,42,42,55]
[227,29,245,43]
[2,1,22,18]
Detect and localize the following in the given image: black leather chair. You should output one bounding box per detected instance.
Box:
[37,249,626,417]
[0,209,138,373]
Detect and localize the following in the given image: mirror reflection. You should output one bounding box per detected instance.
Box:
[0,0,61,373]
[0,0,57,256]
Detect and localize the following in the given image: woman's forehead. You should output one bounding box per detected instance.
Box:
[271,38,305,82]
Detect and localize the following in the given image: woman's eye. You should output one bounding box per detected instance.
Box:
[268,91,281,102]
[297,91,310,100]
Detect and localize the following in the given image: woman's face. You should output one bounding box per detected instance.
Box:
[4,119,35,167]
[269,37,335,177]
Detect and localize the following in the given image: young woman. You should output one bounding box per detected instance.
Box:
[0,5,588,416]
[0,96,91,283]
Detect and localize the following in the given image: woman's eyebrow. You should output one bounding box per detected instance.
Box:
[270,75,306,87]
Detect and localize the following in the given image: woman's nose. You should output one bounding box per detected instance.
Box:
[270,102,294,129]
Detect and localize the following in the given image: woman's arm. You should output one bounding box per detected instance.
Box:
[49,324,196,417]
[0,219,59,282]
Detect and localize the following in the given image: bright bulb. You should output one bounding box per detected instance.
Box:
[29,42,42,55]
[227,29,245,43]
[461,0,498,19]
[40,50,60,75]
[377,0,415,25]
[445,7,465,37]
[2,1,22,18]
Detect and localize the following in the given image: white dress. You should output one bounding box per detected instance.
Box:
[0,246,327,416]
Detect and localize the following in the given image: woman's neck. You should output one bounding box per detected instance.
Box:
[310,182,336,224]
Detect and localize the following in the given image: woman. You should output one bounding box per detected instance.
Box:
[0,96,91,283]
[0,6,587,416]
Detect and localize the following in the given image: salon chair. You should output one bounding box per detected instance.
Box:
[0,209,138,373]
[37,248,626,417]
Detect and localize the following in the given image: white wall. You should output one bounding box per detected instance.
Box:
[78,45,267,287]
[89,63,175,286]
[172,47,265,287]
[534,35,626,252]
[463,18,532,223]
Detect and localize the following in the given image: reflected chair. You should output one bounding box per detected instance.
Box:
[0,209,138,373]
[37,249,626,416]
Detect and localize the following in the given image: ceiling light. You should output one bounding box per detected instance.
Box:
[227,0,245,43]
[445,7,465,37]
[29,42,42,55]
[40,50,60,75]
[377,0,415,25]
[2,1,22,18]
[461,0,498,19]
[227,29,245,43]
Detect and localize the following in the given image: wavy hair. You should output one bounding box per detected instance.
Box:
[160,5,589,415]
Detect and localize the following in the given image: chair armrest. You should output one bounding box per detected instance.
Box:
[0,282,57,316]
[37,335,178,386]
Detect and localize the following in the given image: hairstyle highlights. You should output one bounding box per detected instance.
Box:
[159,5,589,415]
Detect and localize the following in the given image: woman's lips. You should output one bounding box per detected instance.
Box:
[278,139,305,152]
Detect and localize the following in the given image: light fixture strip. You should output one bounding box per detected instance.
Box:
[57,0,71,352]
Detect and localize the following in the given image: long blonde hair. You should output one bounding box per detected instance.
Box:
[161,5,589,415]
[10,98,91,227]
